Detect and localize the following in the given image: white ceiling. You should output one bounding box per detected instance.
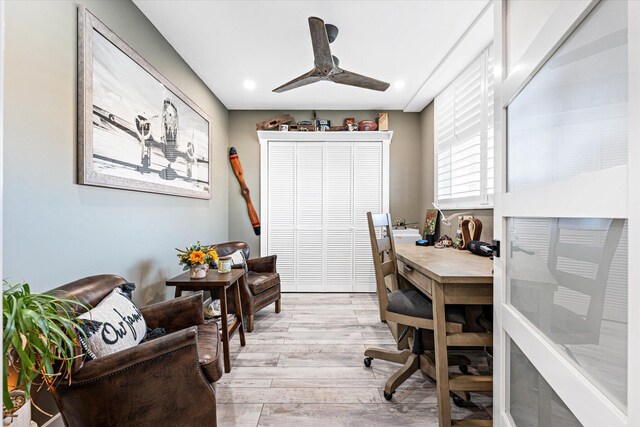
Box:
[133,0,492,112]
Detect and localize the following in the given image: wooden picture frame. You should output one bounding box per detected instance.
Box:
[78,6,212,199]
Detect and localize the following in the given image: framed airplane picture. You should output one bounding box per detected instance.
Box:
[78,6,211,199]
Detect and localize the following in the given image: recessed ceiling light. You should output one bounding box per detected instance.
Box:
[394,80,406,90]
[243,79,256,90]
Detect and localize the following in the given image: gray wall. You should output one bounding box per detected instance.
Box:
[2,0,229,303]
[228,110,422,255]
[419,102,493,242]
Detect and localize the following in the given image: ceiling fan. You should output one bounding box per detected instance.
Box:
[273,17,390,93]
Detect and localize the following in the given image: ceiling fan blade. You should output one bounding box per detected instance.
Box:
[308,17,334,70]
[329,68,390,92]
[272,68,325,93]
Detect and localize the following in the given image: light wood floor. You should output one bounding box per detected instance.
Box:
[216,293,492,426]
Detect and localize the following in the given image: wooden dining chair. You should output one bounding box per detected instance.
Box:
[363,212,471,401]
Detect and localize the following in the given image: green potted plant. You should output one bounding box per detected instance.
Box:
[3,283,86,426]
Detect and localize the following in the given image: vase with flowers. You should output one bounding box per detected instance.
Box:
[177,242,218,279]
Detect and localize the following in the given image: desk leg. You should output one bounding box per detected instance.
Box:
[233,280,246,346]
[432,280,451,427]
[220,287,231,373]
[174,287,182,298]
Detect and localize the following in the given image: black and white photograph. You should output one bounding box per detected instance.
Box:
[78,8,211,199]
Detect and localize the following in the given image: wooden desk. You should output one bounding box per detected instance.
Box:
[166,269,246,373]
[395,244,493,427]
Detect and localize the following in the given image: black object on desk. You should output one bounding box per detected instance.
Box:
[416,235,435,246]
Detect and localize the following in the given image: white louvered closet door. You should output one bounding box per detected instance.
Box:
[267,142,296,291]
[265,138,385,292]
[325,142,354,292]
[353,142,382,292]
[296,143,324,292]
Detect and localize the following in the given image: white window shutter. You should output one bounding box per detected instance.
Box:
[436,85,455,200]
[454,58,483,142]
[486,47,495,197]
[435,46,494,208]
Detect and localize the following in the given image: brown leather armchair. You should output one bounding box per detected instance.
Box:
[48,275,223,427]
[212,241,281,332]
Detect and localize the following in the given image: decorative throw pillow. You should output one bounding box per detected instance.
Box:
[77,288,147,359]
[119,282,136,300]
[229,250,246,267]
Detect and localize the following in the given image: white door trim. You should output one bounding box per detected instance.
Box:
[626,0,640,423]
[503,305,627,426]
[501,0,598,107]
[501,165,628,219]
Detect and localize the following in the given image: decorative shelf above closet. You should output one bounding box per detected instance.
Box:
[258,131,393,292]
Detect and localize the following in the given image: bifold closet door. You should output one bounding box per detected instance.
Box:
[353,142,383,292]
[267,140,383,293]
[325,142,354,292]
[267,142,296,292]
[296,143,324,292]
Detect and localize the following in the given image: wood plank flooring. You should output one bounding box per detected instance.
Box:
[217,293,492,426]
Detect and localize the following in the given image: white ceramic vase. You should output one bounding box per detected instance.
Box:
[189,264,209,279]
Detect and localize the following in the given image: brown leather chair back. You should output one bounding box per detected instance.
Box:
[212,241,250,260]
[48,274,128,313]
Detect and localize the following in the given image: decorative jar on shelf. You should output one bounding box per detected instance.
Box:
[189,263,209,279]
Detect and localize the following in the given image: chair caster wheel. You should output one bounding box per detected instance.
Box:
[364,357,373,367]
[459,364,469,374]
[383,391,394,401]
[452,394,466,407]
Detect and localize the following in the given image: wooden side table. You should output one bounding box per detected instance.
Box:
[166,268,246,373]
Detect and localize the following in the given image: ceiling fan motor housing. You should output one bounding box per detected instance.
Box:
[325,23,339,43]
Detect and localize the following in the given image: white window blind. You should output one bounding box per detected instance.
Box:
[435,46,494,208]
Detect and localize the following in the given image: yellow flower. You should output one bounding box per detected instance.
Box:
[208,250,219,262]
[189,251,205,265]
